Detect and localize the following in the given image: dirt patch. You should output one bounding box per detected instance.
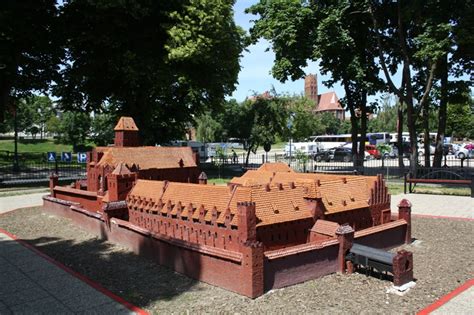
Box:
[0,207,472,313]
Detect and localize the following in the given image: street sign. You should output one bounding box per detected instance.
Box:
[47,152,56,162]
[77,152,87,163]
[61,152,72,162]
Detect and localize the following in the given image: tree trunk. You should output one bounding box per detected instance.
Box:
[0,78,9,123]
[245,146,252,167]
[13,102,19,172]
[397,102,405,168]
[433,55,448,167]
[358,92,368,168]
[422,102,430,167]
[342,80,359,168]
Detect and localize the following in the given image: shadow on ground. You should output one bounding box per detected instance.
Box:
[0,208,205,310]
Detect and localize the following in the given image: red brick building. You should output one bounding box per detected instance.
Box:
[49,116,200,211]
[305,74,345,120]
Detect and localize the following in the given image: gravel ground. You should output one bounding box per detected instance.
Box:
[0,207,472,314]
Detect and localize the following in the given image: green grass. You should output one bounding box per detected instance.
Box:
[387,182,470,196]
[207,178,231,186]
[0,139,73,153]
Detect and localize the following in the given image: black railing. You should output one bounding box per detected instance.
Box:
[205,152,473,180]
[0,153,86,185]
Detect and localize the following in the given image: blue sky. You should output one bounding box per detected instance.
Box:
[230,1,345,102]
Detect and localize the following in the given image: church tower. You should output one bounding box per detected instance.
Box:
[114,116,140,147]
[304,74,319,106]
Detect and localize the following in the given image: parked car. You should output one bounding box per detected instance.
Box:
[314,148,335,162]
[455,144,473,159]
[365,144,381,159]
[418,144,435,156]
[391,142,412,158]
[333,147,353,162]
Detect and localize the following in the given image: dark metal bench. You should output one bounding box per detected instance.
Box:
[404,170,474,197]
[346,243,413,286]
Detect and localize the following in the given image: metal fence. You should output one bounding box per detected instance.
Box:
[206,152,474,181]
[0,152,86,186]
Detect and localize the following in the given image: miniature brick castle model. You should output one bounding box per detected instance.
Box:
[48,117,200,213]
[44,120,413,298]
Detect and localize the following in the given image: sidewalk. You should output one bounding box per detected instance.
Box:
[391,193,474,219]
[0,192,45,214]
[0,192,147,315]
[0,230,147,314]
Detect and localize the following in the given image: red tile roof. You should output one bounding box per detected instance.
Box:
[127,180,314,227]
[114,116,139,131]
[111,162,132,175]
[257,163,294,173]
[96,146,197,170]
[316,92,343,112]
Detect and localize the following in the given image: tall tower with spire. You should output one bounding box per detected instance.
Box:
[304,74,319,106]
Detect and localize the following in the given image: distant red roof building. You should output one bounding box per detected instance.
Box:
[247,90,273,102]
[305,74,345,121]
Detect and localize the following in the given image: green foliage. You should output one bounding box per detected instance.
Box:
[0,0,61,121]
[244,96,288,155]
[217,99,251,142]
[57,112,91,149]
[319,112,341,135]
[45,115,61,135]
[54,0,245,144]
[446,101,474,139]
[287,96,325,141]
[196,113,223,143]
[90,112,116,146]
[295,149,309,171]
[376,143,391,156]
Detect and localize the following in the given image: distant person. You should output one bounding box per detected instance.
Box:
[232,149,238,164]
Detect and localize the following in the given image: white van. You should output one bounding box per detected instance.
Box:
[285,142,320,157]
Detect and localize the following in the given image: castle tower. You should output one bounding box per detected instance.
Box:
[114,116,140,147]
[107,162,137,202]
[304,74,318,106]
[237,202,257,242]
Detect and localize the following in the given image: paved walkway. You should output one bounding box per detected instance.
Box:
[0,232,140,314]
[0,192,45,214]
[0,192,146,315]
[391,193,474,219]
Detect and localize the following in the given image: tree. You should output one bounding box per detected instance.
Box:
[24,95,55,139]
[54,0,245,145]
[247,0,383,167]
[369,0,471,168]
[1,0,60,169]
[90,112,117,146]
[241,95,287,166]
[446,101,474,139]
[319,112,341,135]
[287,96,325,141]
[0,0,60,122]
[216,99,252,145]
[57,112,91,150]
[196,113,223,143]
